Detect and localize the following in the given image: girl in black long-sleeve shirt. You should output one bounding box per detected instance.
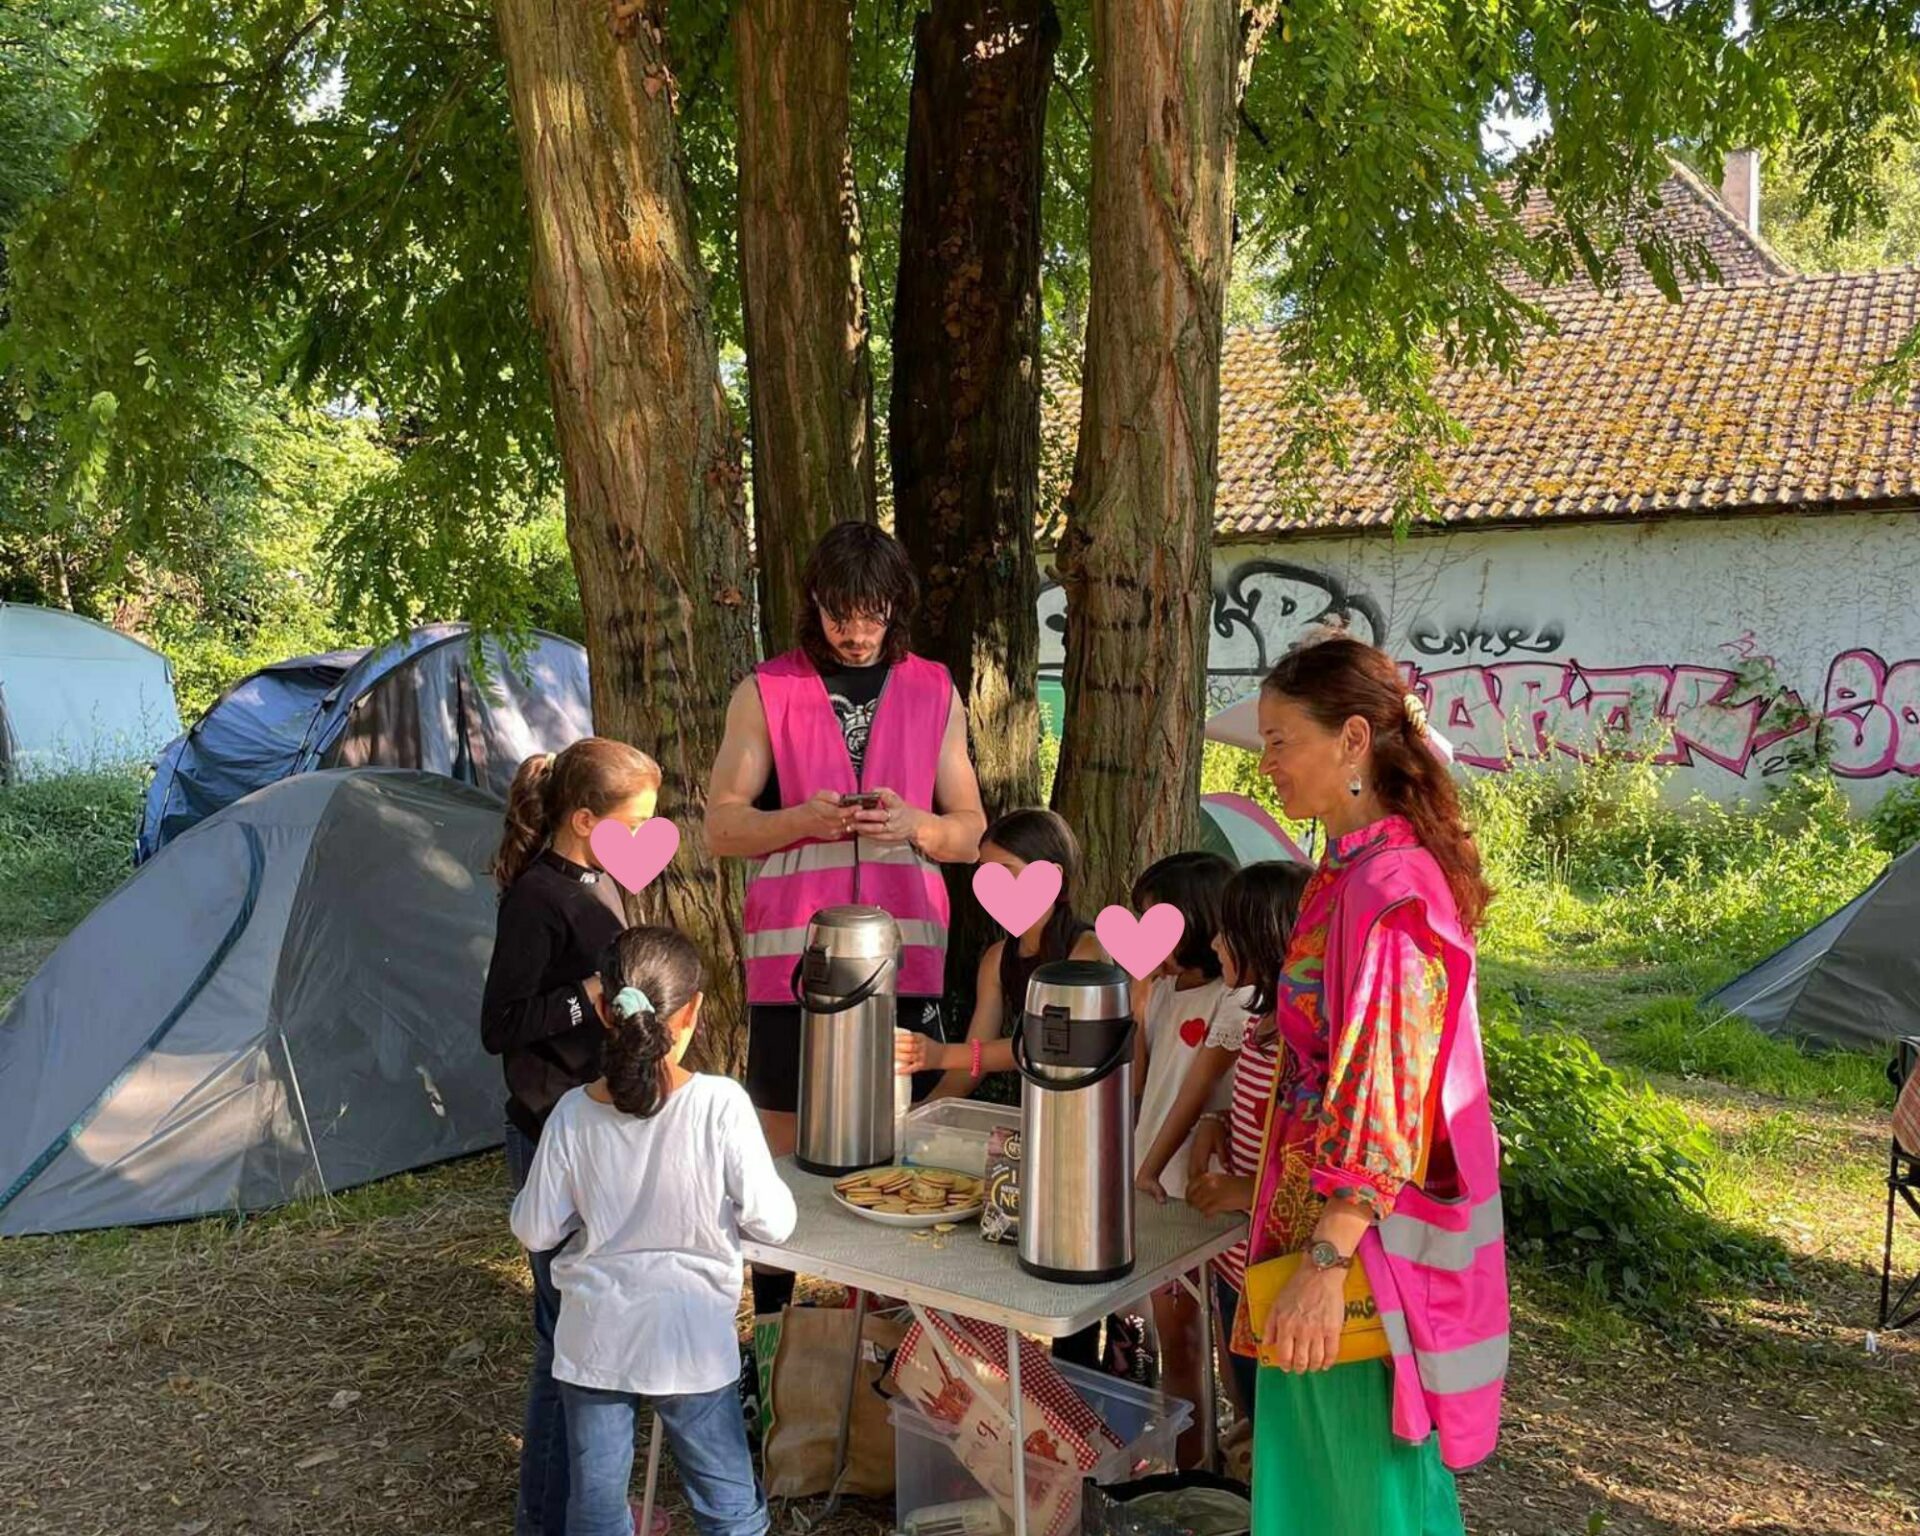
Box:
[484,737,663,1536]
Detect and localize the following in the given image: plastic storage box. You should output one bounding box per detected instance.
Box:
[899,1099,1020,1178]
[891,1357,1194,1536]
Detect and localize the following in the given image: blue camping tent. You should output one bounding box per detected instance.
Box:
[0,603,182,781]
[138,624,593,862]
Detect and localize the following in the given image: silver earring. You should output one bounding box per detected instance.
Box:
[1348,774,1363,797]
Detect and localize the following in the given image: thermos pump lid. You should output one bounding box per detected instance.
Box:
[1024,959,1133,1024]
[802,904,901,959]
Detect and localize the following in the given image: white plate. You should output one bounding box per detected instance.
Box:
[830,1168,985,1229]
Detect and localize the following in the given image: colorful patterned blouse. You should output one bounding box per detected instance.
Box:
[1254,815,1451,1260]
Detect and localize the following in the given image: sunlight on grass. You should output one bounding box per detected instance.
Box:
[1612,999,1894,1111]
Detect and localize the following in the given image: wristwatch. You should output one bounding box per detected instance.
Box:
[1308,1239,1353,1272]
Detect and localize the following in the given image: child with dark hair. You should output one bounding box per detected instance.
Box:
[511,927,797,1536]
[1147,860,1311,1432]
[1130,851,1245,1202]
[1124,850,1253,1465]
[894,806,1106,1097]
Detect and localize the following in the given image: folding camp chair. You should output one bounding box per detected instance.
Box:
[1881,1036,1920,1332]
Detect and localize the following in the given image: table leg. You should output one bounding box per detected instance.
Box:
[1006,1322,1028,1536]
[639,1412,663,1536]
[1197,1266,1218,1473]
[823,1287,870,1515]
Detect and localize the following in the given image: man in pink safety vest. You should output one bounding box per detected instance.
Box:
[707,524,986,1308]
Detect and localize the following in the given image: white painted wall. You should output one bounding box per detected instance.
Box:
[1037,511,1920,804]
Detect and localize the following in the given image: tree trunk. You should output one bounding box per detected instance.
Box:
[734,0,875,657]
[892,0,1055,825]
[494,0,758,1074]
[1049,0,1272,913]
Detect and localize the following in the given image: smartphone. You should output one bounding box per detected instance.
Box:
[839,791,883,810]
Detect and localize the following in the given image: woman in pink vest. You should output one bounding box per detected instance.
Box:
[1223,631,1507,1534]
[707,522,986,1315]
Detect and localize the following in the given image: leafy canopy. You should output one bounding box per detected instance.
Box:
[7,0,1920,627]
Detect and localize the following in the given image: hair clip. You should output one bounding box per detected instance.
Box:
[611,985,653,1019]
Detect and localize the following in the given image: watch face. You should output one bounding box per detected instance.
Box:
[1311,1240,1341,1269]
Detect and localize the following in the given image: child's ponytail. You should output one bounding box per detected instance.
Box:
[494,753,558,890]
[598,927,706,1119]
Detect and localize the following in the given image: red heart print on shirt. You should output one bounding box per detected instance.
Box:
[1178,1017,1208,1049]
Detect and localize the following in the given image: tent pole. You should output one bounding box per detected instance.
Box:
[279,1031,337,1220]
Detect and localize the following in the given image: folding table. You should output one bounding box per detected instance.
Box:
[703,1158,1245,1536]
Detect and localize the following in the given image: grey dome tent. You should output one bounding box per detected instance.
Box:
[1709,842,1920,1053]
[0,770,511,1235]
[137,623,592,863]
[0,602,182,781]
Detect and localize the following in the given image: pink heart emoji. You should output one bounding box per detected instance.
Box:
[1096,903,1186,981]
[588,817,681,895]
[972,859,1064,937]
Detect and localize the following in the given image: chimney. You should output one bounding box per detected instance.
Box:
[1722,148,1760,238]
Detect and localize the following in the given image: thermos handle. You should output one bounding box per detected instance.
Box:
[789,954,896,1015]
[1008,1011,1136,1092]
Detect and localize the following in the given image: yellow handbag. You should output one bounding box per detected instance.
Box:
[1240,1250,1391,1366]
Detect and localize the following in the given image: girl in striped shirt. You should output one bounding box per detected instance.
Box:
[1137,860,1308,1426]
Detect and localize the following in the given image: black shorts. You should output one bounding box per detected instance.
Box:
[744,997,947,1114]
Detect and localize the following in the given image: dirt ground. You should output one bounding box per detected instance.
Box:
[4,1061,1917,1536]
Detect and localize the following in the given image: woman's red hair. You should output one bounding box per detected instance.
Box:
[1262,635,1493,932]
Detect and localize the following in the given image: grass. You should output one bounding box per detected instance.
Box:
[0,768,145,1010]
[0,767,144,936]
[1611,998,1896,1111]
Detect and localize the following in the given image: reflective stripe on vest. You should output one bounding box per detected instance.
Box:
[1381,1313,1512,1396]
[1380,1190,1505,1272]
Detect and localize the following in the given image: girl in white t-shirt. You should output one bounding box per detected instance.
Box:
[1127,851,1256,1468]
[512,926,797,1536]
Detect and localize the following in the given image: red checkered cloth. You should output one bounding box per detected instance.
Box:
[893,1312,1124,1536]
[894,1311,1122,1470]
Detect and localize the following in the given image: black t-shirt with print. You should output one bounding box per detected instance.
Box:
[754,659,890,810]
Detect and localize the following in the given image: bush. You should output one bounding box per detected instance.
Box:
[1868,780,1920,857]
[0,767,146,937]
[1484,993,1791,1310]
[1466,759,1886,984]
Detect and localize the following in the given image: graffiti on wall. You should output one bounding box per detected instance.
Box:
[1037,558,1920,784]
[1405,648,1920,780]
[1407,619,1566,659]
[1038,560,1385,711]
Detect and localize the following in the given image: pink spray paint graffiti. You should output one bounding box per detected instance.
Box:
[1404,649,1920,781]
[1823,649,1920,778]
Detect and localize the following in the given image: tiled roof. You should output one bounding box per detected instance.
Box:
[1505,160,1795,301]
[1041,167,1920,540]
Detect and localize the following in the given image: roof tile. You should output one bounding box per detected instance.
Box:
[1041,169,1920,539]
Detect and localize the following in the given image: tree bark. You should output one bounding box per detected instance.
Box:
[892,0,1055,824]
[494,0,758,1073]
[1049,0,1273,913]
[734,0,875,657]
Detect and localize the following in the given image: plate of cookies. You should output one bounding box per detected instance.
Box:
[830,1165,985,1227]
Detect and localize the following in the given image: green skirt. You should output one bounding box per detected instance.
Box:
[1251,1361,1464,1536]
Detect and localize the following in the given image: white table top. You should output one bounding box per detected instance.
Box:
[742,1158,1246,1335]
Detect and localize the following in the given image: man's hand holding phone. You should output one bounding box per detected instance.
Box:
[849,787,924,847]
[799,789,858,841]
